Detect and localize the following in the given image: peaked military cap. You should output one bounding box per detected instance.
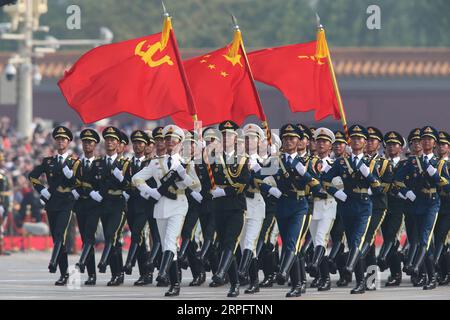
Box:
[296,123,312,140]
[438,131,450,145]
[384,131,404,147]
[408,128,421,143]
[314,127,335,143]
[420,126,438,141]
[367,127,383,141]
[349,125,368,139]
[102,126,121,141]
[131,130,150,144]
[80,128,100,143]
[219,120,239,134]
[334,131,348,144]
[152,126,164,139]
[280,123,303,140]
[52,126,73,141]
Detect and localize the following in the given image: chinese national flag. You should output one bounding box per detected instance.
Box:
[58,17,195,123]
[248,29,341,121]
[171,30,265,129]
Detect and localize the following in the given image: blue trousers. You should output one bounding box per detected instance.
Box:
[414,196,440,250]
[276,197,308,253]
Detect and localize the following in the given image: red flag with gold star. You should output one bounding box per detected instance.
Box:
[58,17,196,123]
[171,29,265,129]
[248,33,341,121]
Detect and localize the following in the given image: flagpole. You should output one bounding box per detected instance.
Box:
[231,14,273,147]
[316,14,349,141]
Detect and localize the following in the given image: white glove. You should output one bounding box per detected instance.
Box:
[0,205,4,216]
[39,199,46,206]
[295,162,306,176]
[211,187,226,198]
[72,190,80,200]
[321,162,330,173]
[359,163,370,178]
[62,165,73,179]
[89,190,103,202]
[40,188,51,200]
[250,162,262,173]
[427,165,437,176]
[137,183,152,194]
[113,167,124,182]
[140,190,150,200]
[334,190,348,202]
[270,145,277,155]
[191,191,203,203]
[406,190,416,202]
[123,191,130,201]
[397,192,407,200]
[176,164,187,179]
[148,188,162,201]
[268,187,282,199]
[368,187,373,196]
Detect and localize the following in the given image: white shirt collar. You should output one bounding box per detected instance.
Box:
[106,153,118,163]
[56,151,70,163]
[285,152,298,161]
[351,153,364,161]
[391,156,401,166]
[81,155,95,163]
[134,155,146,163]
[299,151,308,158]
[423,153,434,161]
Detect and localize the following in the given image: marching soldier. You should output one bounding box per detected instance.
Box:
[73,129,101,286]
[28,126,81,285]
[122,130,153,285]
[322,125,382,294]
[309,128,338,291]
[237,124,268,294]
[394,126,450,290]
[435,131,450,285]
[375,131,406,287]
[0,153,12,255]
[328,130,352,287]
[208,120,250,298]
[132,125,200,297]
[90,126,129,286]
[144,130,156,159]
[398,129,426,286]
[361,127,394,289]
[260,124,321,297]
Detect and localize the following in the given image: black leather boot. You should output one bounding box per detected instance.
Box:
[245,258,260,294]
[298,255,307,293]
[156,250,175,284]
[328,242,343,274]
[350,262,365,294]
[84,274,96,286]
[97,242,113,273]
[345,247,360,274]
[286,257,301,297]
[238,249,253,281]
[211,249,234,285]
[55,273,69,286]
[76,243,93,274]
[310,245,326,276]
[277,250,296,284]
[178,238,190,268]
[123,242,139,275]
[145,241,161,271]
[48,241,63,273]
[385,273,402,287]
[318,257,331,291]
[423,254,437,290]
[197,239,212,263]
[165,260,180,297]
[134,273,152,286]
[227,259,240,297]
[403,242,418,275]
[377,241,394,271]
[412,245,427,275]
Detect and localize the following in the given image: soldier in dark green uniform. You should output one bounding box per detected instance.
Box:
[29,126,81,285]
[89,126,129,286]
[0,152,12,256]
[73,129,101,286]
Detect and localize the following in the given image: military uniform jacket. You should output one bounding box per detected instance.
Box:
[124,156,153,212]
[132,153,201,219]
[210,152,250,212]
[322,154,382,213]
[89,155,129,201]
[368,154,393,212]
[74,156,100,211]
[438,157,450,215]
[394,155,450,214]
[29,154,81,210]
[0,168,11,213]
[387,158,408,211]
[245,154,270,220]
[312,156,338,220]
[193,161,215,213]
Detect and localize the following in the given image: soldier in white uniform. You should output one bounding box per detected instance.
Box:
[309,128,337,291]
[132,125,201,297]
[237,124,268,294]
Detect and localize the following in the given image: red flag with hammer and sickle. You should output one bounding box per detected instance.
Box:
[58,17,195,123]
[248,34,341,121]
[171,29,266,129]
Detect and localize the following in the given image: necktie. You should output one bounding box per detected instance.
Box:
[135,159,140,168]
[107,157,112,170]
[167,156,172,169]
[58,155,64,166]
[352,156,358,169]
[85,159,90,170]
[424,156,429,167]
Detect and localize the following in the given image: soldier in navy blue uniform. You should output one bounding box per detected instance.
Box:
[328,130,352,287]
[361,127,394,289]
[89,126,129,286]
[322,125,382,294]
[28,126,81,285]
[260,124,321,297]
[434,131,450,285]
[73,129,101,286]
[394,126,450,290]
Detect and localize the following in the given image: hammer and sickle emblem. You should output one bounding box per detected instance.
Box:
[135,40,174,68]
[298,55,325,65]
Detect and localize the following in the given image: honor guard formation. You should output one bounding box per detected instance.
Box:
[27,121,450,297]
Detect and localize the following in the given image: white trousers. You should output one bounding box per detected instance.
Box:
[309,217,335,248]
[240,216,264,256]
[156,214,185,260]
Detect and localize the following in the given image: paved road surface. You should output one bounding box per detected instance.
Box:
[0,252,448,300]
